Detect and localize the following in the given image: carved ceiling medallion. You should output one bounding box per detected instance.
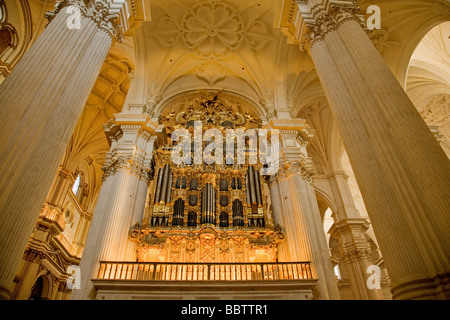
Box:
[150,0,275,85]
[181,0,245,56]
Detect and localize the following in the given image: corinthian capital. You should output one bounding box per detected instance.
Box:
[267,159,315,184]
[275,0,366,53]
[46,0,124,42]
[306,2,366,47]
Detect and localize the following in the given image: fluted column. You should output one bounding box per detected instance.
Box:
[269,163,340,300]
[0,1,120,299]
[304,3,450,300]
[71,123,156,300]
[267,120,339,299]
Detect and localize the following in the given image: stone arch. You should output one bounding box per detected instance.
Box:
[396,14,450,89]
[0,0,32,80]
[315,188,338,223]
[29,273,52,300]
[405,21,450,156]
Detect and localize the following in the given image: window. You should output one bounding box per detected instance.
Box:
[334,264,342,280]
[0,1,5,23]
[72,175,81,195]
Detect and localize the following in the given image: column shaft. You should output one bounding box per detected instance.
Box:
[0,7,112,299]
[270,171,340,299]
[71,167,148,300]
[310,18,450,299]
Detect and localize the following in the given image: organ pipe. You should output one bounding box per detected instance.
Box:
[202,187,206,223]
[248,166,257,205]
[160,164,170,204]
[245,174,251,205]
[201,184,217,224]
[165,173,173,204]
[255,169,262,206]
[154,168,163,204]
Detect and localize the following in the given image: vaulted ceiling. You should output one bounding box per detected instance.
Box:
[139,0,320,120]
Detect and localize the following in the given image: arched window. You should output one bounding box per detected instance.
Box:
[72,175,81,195]
[29,276,44,300]
[29,275,51,300]
[0,3,18,56]
[334,265,342,280]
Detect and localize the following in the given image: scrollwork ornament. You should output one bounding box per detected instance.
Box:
[23,248,45,263]
[128,223,142,242]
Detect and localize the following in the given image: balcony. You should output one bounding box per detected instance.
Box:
[92,262,317,300]
[97,261,313,281]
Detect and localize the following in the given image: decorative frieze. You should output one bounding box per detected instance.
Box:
[135,231,284,264]
[23,248,45,264]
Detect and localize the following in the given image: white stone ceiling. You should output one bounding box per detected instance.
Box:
[141,0,317,118]
[406,22,450,157]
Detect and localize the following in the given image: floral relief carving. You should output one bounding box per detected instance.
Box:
[181,1,245,56]
[149,0,275,85]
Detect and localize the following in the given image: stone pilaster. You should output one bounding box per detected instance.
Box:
[71,108,157,300]
[281,0,450,300]
[327,171,383,299]
[11,203,65,300]
[56,277,73,300]
[329,218,383,300]
[0,1,121,299]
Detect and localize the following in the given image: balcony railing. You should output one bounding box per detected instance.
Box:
[97,262,313,282]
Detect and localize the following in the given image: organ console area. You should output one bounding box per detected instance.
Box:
[132,96,285,264]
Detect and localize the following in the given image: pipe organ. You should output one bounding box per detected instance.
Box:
[132,96,285,264]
